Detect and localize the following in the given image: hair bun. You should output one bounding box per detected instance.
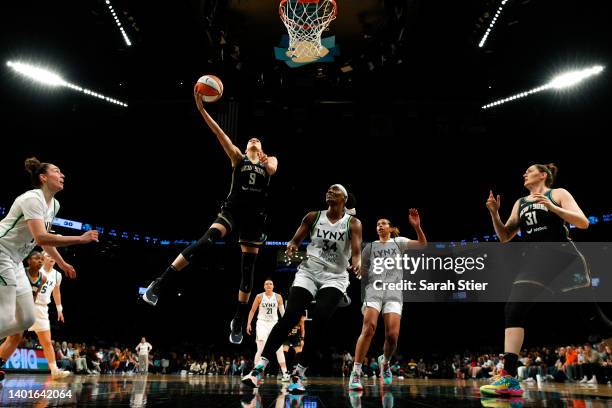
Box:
[24,157,41,175]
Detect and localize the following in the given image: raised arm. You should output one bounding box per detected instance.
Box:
[406,208,427,248]
[258,152,278,176]
[194,91,243,166]
[486,191,520,243]
[286,212,318,258]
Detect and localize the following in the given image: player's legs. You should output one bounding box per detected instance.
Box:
[379,306,401,385]
[349,305,380,390]
[297,287,344,370]
[0,290,34,381]
[242,286,312,388]
[382,306,401,363]
[143,219,228,306]
[0,258,32,339]
[36,330,71,378]
[481,282,544,396]
[229,244,259,344]
[254,321,270,367]
[354,305,380,371]
[0,285,18,339]
[254,339,265,368]
[276,345,288,377]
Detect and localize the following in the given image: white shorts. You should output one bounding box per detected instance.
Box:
[362,301,402,316]
[292,267,349,297]
[28,304,50,332]
[256,320,276,342]
[0,251,31,297]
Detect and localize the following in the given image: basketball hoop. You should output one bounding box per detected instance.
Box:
[279,0,337,63]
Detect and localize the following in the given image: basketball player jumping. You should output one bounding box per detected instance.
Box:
[143,88,278,345]
[246,279,290,382]
[480,163,589,396]
[242,184,362,393]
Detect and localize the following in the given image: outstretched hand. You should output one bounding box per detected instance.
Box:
[408,208,421,228]
[486,190,501,213]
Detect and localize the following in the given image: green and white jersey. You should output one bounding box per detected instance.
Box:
[0,189,59,262]
[35,267,62,306]
[302,211,353,274]
[257,292,279,323]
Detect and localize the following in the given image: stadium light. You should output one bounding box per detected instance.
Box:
[482,65,604,110]
[479,0,510,48]
[105,0,132,46]
[6,61,128,107]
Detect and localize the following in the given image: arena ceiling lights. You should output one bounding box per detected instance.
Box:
[482,65,604,110]
[105,0,132,47]
[6,60,128,108]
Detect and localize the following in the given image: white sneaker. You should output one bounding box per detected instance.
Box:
[398,376,405,380]
[51,369,72,379]
[587,376,598,385]
[523,377,535,384]
[579,376,588,384]
[281,372,291,382]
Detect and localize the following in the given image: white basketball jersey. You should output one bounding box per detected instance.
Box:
[35,268,62,306]
[0,189,59,262]
[304,211,353,274]
[257,292,279,323]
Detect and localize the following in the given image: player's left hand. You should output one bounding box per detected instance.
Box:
[57,311,65,323]
[532,193,556,211]
[347,262,361,279]
[258,151,269,166]
[408,208,421,228]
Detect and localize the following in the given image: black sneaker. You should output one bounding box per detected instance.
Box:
[142,278,163,306]
[229,318,243,344]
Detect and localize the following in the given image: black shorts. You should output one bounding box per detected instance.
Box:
[284,334,302,348]
[513,242,590,292]
[214,205,268,247]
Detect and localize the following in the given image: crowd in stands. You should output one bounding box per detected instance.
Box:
[11,332,612,384]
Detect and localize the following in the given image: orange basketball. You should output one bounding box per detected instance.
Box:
[194,75,224,103]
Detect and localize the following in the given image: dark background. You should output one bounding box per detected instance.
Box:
[1,0,610,357]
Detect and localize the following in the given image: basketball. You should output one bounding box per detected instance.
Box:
[194,75,224,103]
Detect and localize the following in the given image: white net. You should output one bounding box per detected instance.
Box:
[279,0,337,62]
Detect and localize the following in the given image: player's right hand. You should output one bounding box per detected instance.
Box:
[286,242,298,259]
[80,230,99,243]
[486,190,501,213]
[194,88,205,111]
[61,262,77,279]
[246,325,252,336]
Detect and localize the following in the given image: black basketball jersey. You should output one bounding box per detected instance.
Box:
[289,322,301,337]
[518,189,568,242]
[224,156,271,210]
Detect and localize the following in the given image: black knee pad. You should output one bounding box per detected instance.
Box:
[181,227,222,263]
[239,252,257,293]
